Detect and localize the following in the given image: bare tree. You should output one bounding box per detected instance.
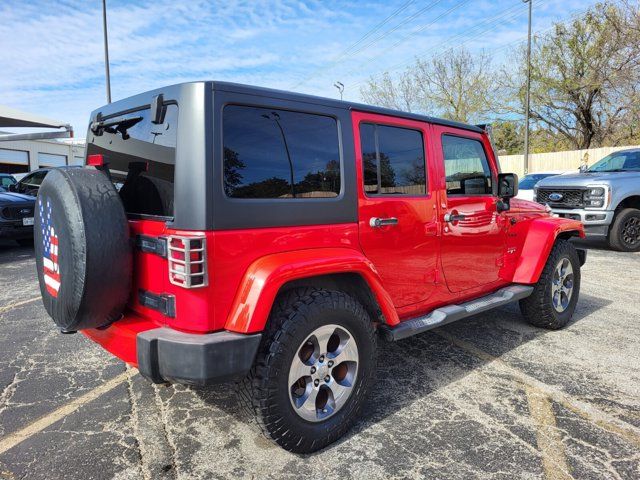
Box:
[413,49,493,123]
[360,71,420,112]
[359,48,495,123]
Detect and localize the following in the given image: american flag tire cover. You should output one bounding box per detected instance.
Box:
[39,197,61,298]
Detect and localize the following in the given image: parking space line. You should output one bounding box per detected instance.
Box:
[434,330,640,448]
[0,372,128,455]
[525,385,572,480]
[0,297,41,315]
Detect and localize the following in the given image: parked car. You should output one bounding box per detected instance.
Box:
[0,190,35,245]
[535,148,640,251]
[517,171,565,201]
[0,173,17,192]
[34,82,585,453]
[9,165,81,196]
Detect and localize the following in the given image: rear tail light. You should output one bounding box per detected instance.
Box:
[167,235,207,288]
[87,154,104,166]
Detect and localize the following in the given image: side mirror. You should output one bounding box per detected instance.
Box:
[8,184,16,192]
[498,173,518,198]
[497,173,518,212]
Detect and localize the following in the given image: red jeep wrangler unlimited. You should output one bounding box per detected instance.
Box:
[35,82,585,453]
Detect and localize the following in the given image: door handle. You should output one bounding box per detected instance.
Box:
[444,213,466,223]
[369,217,398,228]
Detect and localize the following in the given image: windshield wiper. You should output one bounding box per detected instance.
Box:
[90,114,143,140]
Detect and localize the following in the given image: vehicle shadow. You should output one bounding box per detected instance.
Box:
[191,291,611,455]
[571,237,618,253]
[0,240,34,265]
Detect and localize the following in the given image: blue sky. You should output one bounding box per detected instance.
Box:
[0,0,601,135]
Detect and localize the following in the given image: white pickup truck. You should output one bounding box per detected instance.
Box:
[535,148,640,251]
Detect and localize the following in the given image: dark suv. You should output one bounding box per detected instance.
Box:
[0,189,34,245]
[35,82,585,453]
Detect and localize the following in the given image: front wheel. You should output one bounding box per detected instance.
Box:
[519,239,581,329]
[609,208,640,252]
[237,288,376,453]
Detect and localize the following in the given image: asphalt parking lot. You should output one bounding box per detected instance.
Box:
[0,239,638,480]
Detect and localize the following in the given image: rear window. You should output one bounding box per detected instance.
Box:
[223,105,341,199]
[86,104,178,218]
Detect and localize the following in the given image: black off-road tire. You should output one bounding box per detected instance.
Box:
[519,240,581,330]
[237,288,376,454]
[35,168,131,332]
[608,208,640,252]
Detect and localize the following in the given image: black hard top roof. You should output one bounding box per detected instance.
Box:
[210,81,484,134]
[92,81,483,134]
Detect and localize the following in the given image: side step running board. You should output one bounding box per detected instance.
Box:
[380,285,534,342]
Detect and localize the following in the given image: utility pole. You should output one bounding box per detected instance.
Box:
[523,0,532,174]
[334,81,344,101]
[102,0,112,103]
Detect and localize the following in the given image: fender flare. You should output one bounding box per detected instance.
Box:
[224,247,399,333]
[512,217,585,284]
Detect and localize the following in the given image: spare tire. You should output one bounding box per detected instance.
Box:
[35,168,132,332]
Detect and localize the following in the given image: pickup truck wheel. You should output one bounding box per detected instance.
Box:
[609,208,640,252]
[519,240,581,330]
[237,288,376,453]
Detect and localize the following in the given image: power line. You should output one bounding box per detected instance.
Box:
[335,1,416,59]
[344,0,513,80]
[335,0,446,61]
[352,0,622,93]
[289,0,416,89]
[350,0,545,89]
[292,0,444,89]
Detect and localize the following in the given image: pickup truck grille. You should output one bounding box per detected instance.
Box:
[1,205,34,220]
[536,188,584,209]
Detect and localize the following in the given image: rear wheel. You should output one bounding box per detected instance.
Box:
[519,240,581,329]
[609,208,640,252]
[238,288,376,453]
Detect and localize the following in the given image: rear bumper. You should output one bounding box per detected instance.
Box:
[137,328,261,386]
[83,312,261,386]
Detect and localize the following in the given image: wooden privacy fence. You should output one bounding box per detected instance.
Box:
[498,145,640,177]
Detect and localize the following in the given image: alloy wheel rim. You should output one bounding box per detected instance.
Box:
[622,216,640,246]
[551,257,574,313]
[288,324,359,422]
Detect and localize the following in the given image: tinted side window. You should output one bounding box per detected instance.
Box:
[359,123,426,195]
[223,106,341,199]
[441,135,492,195]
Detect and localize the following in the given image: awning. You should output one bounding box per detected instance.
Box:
[0,105,73,141]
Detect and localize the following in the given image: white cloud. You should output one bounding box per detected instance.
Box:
[0,0,601,132]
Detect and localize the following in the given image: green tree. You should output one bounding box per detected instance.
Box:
[491,121,523,155]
